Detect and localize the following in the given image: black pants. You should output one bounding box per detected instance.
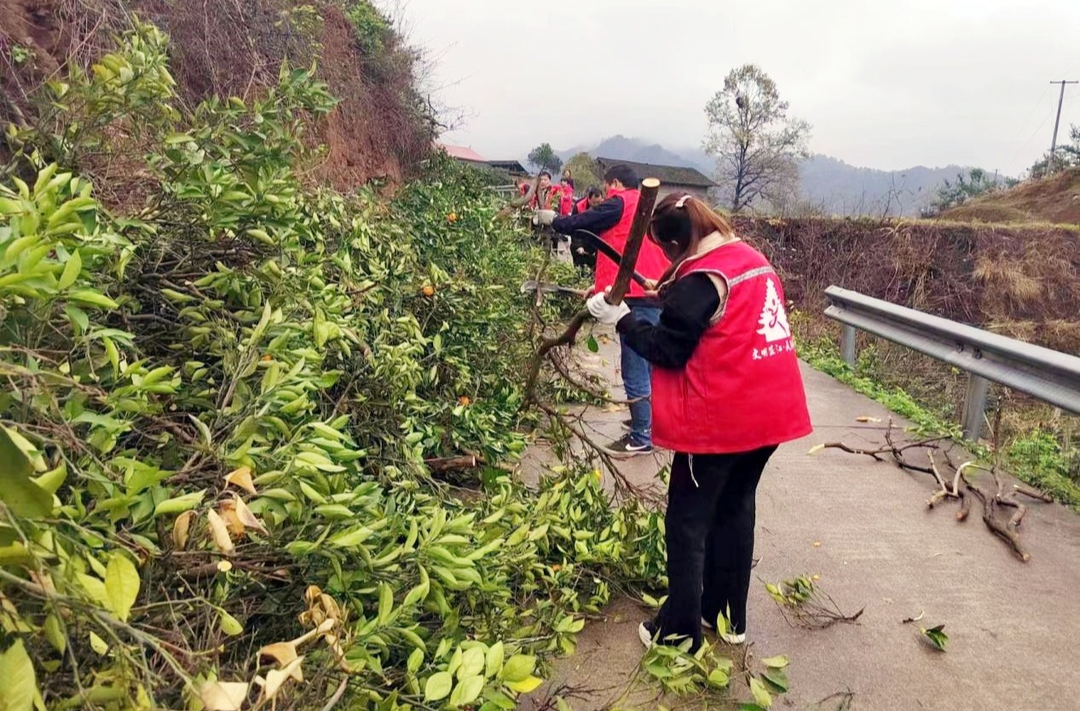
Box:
[656,446,777,649]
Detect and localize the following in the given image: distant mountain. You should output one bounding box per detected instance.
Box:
[549,136,979,217]
[554,135,704,172]
[797,155,973,217]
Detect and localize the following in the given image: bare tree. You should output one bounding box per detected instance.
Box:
[704,64,811,213]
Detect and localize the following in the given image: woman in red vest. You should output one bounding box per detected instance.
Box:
[557,177,575,216]
[587,193,812,651]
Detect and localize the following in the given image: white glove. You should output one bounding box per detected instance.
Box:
[587,292,631,325]
[534,209,556,226]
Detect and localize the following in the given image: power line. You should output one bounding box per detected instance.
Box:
[1007,87,1056,173]
[1048,80,1078,171]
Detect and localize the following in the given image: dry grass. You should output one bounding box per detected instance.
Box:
[973,256,1043,305]
[939,167,1080,226]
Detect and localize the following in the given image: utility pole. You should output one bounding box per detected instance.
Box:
[1048,80,1078,173]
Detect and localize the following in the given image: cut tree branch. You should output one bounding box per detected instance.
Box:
[522,178,661,404]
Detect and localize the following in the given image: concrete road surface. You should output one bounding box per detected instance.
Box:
[522,332,1080,711]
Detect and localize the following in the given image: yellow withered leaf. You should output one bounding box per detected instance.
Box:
[318,593,343,621]
[200,681,249,711]
[258,642,298,667]
[855,416,883,423]
[263,657,304,700]
[206,509,235,555]
[224,466,257,495]
[232,494,267,536]
[807,444,826,455]
[172,511,196,550]
[219,499,246,538]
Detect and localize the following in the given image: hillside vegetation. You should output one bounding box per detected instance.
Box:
[739,215,1080,495]
[0,8,669,711]
[0,0,436,193]
[938,167,1080,225]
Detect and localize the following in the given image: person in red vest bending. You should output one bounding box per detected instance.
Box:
[574,187,604,215]
[535,165,670,456]
[586,193,812,652]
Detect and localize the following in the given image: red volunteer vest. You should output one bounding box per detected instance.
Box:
[651,241,813,454]
[593,188,669,297]
[559,186,574,215]
[574,197,589,214]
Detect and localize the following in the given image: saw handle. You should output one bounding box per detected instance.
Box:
[571,230,650,288]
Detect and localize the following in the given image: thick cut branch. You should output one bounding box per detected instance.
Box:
[522,178,661,404]
[962,477,1030,563]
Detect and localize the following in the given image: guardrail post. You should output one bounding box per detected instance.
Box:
[840,324,857,367]
[961,375,990,441]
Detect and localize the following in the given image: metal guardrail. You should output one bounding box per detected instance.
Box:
[824,286,1080,440]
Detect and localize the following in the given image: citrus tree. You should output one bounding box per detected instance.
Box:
[0,22,668,711]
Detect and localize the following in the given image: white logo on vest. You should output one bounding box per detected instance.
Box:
[756,278,791,343]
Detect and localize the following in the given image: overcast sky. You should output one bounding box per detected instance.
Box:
[386,0,1080,176]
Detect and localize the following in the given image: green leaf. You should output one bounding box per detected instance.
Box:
[424,672,453,702]
[749,677,773,708]
[88,631,109,656]
[58,249,82,289]
[0,426,53,518]
[707,668,729,689]
[189,415,212,447]
[250,300,272,346]
[154,490,205,516]
[219,610,243,636]
[922,624,948,651]
[459,646,484,679]
[377,582,393,625]
[407,648,424,674]
[485,641,505,678]
[451,675,484,707]
[68,288,118,310]
[762,668,789,693]
[104,552,140,622]
[77,573,110,607]
[44,614,67,655]
[0,640,37,711]
[65,303,89,332]
[761,655,789,669]
[586,335,599,353]
[500,654,536,683]
[505,675,543,694]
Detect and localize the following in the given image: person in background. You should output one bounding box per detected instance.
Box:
[574,186,604,215]
[568,187,604,271]
[558,177,575,216]
[585,193,812,652]
[530,171,556,211]
[535,165,670,455]
[562,168,575,192]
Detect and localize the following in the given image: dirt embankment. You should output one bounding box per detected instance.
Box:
[939,168,1080,225]
[0,0,433,191]
[737,217,1080,355]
